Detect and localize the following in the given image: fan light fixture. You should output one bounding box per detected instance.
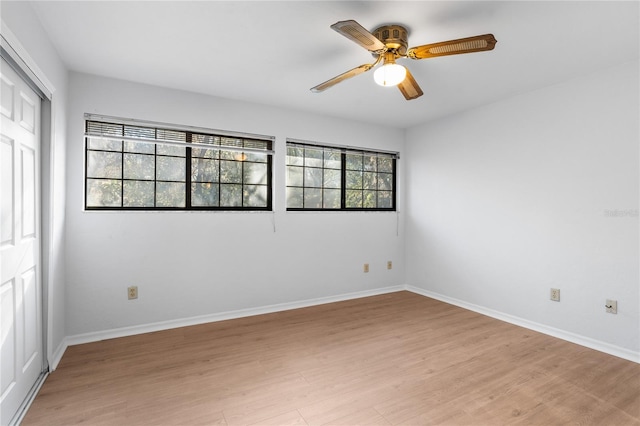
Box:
[374,63,406,86]
[373,53,406,87]
[311,20,497,100]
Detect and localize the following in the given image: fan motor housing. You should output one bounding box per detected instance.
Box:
[373,25,409,55]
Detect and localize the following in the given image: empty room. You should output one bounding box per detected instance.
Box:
[0,1,638,425]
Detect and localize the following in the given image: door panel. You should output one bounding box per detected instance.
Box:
[0,74,14,119]
[0,56,43,425]
[22,267,38,370]
[21,146,36,239]
[0,137,13,246]
[1,280,16,397]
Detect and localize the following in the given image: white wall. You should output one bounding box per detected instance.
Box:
[1,2,68,367]
[66,72,405,336]
[405,61,639,358]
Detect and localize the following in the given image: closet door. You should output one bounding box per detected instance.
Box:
[0,56,43,425]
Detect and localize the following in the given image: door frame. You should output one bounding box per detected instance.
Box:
[1,22,56,425]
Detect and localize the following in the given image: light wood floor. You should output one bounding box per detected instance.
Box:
[24,291,640,425]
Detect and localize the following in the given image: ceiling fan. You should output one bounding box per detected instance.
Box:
[311,20,497,100]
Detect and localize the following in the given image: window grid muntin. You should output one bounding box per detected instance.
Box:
[286,142,396,211]
[85,120,272,211]
[285,145,343,209]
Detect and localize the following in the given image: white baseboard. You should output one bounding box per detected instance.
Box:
[49,338,69,371]
[61,284,639,365]
[66,285,404,347]
[405,285,640,364]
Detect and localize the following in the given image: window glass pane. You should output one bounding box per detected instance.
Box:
[191,183,219,207]
[123,181,155,207]
[346,153,362,170]
[192,146,219,159]
[324,151,341,169]
[192,158,219,182]
[286,146,304,166]
[378,191,393,208]
[286,187,303,208]
[285,141,395,211]
[156,182,185,207]
[220,160,242,183]
[123,153,155,180]
[287,166,303,187]
[124,141,155,154]
[220,184,242,206]
[157,156,185,181]
[244,163,268,185]
[304,188,322,208]
[346,170,362,189]
[157,145,186,157]
[363,154,377,171]
[378,173,393,190]
[221,150,253,161]
[304,168,323,188]
[345,190,362,208]
[304,148,323,168]
[323,169,341,189]
[244,185,268,207]
[88,138,121,151]
[87,151,122,179]
[363,172,377,190]
[363,190,377,208]
[86,179,121,207]
[85,120,272,210]
[193,147,220,159]
[220,150,237,161]
[323,189,341,209]
[244,152,267,163]
[378,157,393,173]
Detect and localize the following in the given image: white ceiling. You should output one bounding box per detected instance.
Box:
[29,1,639,129]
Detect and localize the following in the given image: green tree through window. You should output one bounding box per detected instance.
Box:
[85,119,273,211]
[286,141,396,211]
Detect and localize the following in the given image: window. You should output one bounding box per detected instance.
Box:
[85,117,273,210]
[286,141,397,210]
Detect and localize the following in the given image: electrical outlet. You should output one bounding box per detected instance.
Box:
[550,288,560,302]
[387,261,393,270]
[363,263,369,273]
[605,299,617,314]
[128,286,138,300]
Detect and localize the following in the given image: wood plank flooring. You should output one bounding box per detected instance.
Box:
[23,291,640,425]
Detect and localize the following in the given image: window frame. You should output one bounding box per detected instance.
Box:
[84,116,274,211]
[286,140,397,211]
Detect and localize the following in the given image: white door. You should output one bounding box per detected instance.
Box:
[0,56,43,425]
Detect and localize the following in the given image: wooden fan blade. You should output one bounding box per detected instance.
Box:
[407,34,497,59]
[331,20,387,53]
[311,63,374,93]
[397,68,423,100]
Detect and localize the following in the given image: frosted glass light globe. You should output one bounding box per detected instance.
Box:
[373,63,407,87]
